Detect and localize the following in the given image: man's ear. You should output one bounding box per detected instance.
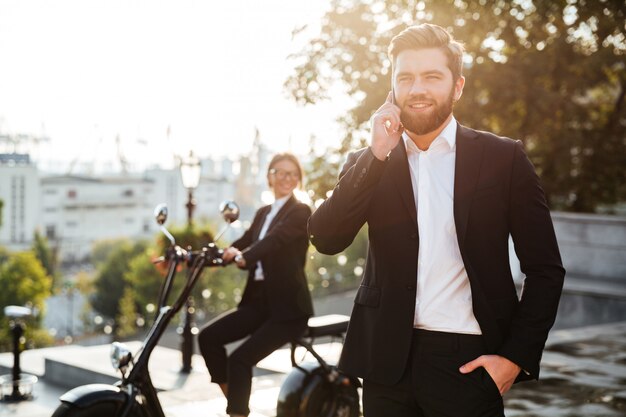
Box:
[454,76,465,102]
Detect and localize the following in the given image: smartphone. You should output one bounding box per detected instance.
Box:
[391,84,403,131]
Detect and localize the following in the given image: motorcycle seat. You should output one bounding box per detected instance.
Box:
[303,314,350,339]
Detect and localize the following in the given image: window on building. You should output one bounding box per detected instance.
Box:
[46,225,56,240]
[68,189,77,198]
[123,189,134,197]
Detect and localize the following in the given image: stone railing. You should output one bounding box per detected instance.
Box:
[552,211,626,282]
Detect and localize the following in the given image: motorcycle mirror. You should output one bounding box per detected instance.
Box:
[154,204,168,225]
[154,204,175,245]
[219,200,240,224]
[212,200,240,242]
[110,342,132,374]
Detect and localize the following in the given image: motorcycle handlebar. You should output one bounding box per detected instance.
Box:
[152,243,226,269]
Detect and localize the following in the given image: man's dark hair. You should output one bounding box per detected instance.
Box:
[388,23,465,81]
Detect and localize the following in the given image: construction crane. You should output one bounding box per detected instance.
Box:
[65,132,146,175]
[116,134,130,174]
[0,132,50,155]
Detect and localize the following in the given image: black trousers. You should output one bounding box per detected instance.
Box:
[363,329,505,417]
[197,285,307,416]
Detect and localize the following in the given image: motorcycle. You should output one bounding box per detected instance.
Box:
[51,201,360,417]
[276,314,360,417]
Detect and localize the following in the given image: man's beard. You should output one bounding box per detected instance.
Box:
[400,88,455,135]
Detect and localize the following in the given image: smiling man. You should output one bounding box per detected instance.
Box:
[308,23,565,417]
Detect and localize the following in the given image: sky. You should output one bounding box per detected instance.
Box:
[0,0,350,173]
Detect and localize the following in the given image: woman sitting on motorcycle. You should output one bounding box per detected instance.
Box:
[198,152,314,417]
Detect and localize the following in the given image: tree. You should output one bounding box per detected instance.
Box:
[0,246,8,265]
[0,199,3,229]
[31,230,58,288]
[91,238,129,268]
[90,240,147,323]
[287,0,626,212]
[0,251,53,350]
[116,287,138,338]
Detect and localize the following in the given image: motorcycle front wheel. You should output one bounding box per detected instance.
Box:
[51,401,147,417]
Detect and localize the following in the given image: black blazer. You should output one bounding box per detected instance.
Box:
[234,195,314,322]
[308,124,565,385]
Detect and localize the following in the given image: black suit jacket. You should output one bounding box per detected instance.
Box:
[234,195,314,322]
[308,124,565,385]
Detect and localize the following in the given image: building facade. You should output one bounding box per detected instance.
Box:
[0,154,40,252]
[0,152,267,264]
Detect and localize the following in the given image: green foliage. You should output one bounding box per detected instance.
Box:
[194,261,246,320]
[116,287,138,338]
[125,250,165,321]
[306,225,369,297]
[0,252,52,318]
[91,240,148,322]
[0,251,53,350]
[289,0,626,212]
[0,198,3,228]
[305,135,367,203]
[0,246,8,265]
[91,238,129,268]
[31,230,58,288]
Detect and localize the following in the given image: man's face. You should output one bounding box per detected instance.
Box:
[393,48,464,135]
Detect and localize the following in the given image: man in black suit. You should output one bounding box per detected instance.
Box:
[308,23,564,416]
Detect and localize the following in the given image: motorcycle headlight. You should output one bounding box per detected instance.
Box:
[110,342,132,372]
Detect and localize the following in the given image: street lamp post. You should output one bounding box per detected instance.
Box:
[179,151,201,373]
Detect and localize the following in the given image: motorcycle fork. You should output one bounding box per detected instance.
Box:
[119,372,165,417]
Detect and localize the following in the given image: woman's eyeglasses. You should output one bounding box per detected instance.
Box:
[269,168,300,180]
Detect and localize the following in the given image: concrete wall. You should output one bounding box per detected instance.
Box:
[552,212,626,282]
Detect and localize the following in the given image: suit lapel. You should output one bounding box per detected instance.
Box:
[252,205,271,242]
[454,124,484,247]
[388,140,418,228]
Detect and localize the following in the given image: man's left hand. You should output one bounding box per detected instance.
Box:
[459,355,521,395]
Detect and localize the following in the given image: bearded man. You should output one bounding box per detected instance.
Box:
[308,23,564,417]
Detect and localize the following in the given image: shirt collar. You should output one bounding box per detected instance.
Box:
[270,194,291,213]
[403,116,457,154]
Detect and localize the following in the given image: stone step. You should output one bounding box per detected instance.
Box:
[38,339,343,391]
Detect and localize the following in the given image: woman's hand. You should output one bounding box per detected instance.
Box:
[223,247,246,268]
[222,247,240,263]
[234,252,246,268]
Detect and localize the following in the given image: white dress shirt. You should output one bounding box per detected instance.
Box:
[404,117,482,334]
[254,195,290,281]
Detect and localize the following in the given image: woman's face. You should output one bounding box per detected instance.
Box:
[268,159,300,199]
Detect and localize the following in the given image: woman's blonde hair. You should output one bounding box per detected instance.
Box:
[267,152,304,189]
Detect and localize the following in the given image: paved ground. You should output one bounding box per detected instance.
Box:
[1,289,625,417]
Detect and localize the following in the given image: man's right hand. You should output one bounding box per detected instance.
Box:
[370,91,403,160]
